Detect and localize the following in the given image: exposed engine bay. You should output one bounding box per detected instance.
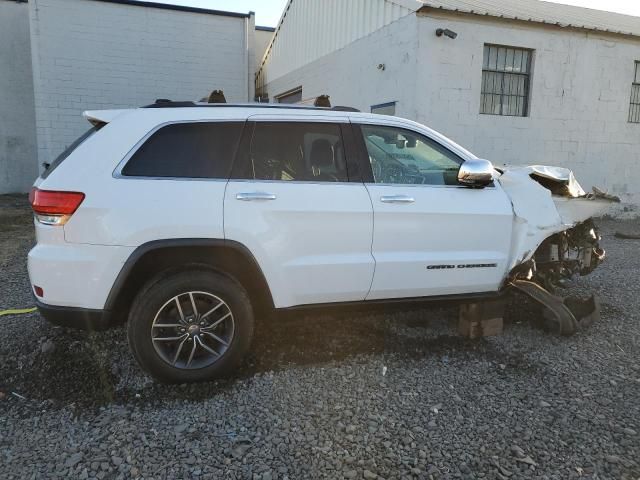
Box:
[496,165,619,335]
[532,220,605,290]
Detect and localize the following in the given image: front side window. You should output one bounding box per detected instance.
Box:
[361,124,462,185]
[121,122,243,178]
[629,61,640,123]
[481,44,532,117]
[246,122,348,182]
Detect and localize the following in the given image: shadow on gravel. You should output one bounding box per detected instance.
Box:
[1,303,542,411]
[0,325,117,409]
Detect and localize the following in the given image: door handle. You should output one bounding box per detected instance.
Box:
[236,192,277,201]
[380,195,415,204]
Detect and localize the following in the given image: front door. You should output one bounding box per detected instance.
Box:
[354,122,514,300]
[224,116,374,308]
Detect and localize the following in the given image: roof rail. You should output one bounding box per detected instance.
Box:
[331,106,360,112]
[145,99,197,108]
[141,99,361,112]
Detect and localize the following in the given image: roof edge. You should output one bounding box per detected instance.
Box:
[90,0,251,18]
[256,25,276,32]
[417,4,640,39]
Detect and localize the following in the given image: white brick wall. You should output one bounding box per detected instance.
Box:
[264,14,419,112]
[416,12,640,206]
[263,11,640,208]
[29,0,252,165]
[0,0,38,194]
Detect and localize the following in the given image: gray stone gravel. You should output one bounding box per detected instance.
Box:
[1,194,639,479]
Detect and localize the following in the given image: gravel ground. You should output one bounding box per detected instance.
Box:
[1,194,639,480]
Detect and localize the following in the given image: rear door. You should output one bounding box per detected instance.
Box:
[224,115,374,308]
[353,121,514,300]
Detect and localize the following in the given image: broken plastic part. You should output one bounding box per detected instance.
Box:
[511,280,577,335]
[563,296,600,330]
[589,186,621,203]
[528,165,585,198]
[498,165,618,272]
[510,280,600,336]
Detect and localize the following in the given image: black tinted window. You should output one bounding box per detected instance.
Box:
[245,122,347,182]
[122,122,243,178]
[42,126,100,179]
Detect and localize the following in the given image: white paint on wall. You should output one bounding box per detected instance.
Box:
[0,0,38,194]
[257,0,420,92]
[262,11,640,207]
[415,12,640,205]
[262,14,420,116]
[255,28,274,72]
[28,0,253,166]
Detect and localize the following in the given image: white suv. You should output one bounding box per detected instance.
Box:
[28,101,617,382]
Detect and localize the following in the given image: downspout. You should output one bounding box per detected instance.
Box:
[246,11,256,101]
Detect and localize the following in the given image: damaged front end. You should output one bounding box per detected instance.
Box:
[520,219,605,291]
[509,220,605,335]
[498,165,619,335]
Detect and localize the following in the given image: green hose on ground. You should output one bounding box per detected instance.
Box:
[0,307,37,317]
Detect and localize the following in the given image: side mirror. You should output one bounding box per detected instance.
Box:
[457,159,494,188]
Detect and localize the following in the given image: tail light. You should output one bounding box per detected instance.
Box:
[29,188,85,226]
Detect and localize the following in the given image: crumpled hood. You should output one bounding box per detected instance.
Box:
[526,165,585,197]
[496,164,618,269]
[498,164,620,202]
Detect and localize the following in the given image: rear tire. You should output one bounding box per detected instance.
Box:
[127,270,254,383]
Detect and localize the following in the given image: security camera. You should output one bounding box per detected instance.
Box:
[436,28,458,39]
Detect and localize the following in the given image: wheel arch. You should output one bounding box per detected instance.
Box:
[105,239,275,323]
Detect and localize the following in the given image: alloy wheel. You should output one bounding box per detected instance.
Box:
[151,291,235,369]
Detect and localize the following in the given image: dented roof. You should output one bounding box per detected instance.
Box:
[418,0,640,38]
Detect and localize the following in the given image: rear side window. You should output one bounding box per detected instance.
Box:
[41,126,100,179]
[238,122,348,182]
[121,122,243,179]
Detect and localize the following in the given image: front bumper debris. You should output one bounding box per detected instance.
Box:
[510,280,601,336]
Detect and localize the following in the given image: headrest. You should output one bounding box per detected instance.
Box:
[310,139,334,167]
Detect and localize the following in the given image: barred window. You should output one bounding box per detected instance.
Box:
[481,45,532,117]
[629,61,640,124]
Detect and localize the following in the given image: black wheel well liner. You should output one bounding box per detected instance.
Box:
[104,239,274,321]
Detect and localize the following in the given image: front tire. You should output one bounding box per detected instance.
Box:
[127,270,254,383]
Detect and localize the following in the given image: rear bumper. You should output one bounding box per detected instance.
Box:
[36,300,113,331]
[27,241,134,310]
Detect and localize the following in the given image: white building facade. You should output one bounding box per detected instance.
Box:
[0,0,38,194]
[257,0,640,208]
[0,0,274,194]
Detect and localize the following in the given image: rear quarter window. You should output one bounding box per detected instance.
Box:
[121,122,244,179]
[41,126,100,180]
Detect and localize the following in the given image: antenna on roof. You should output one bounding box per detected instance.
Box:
[207,90,227,104]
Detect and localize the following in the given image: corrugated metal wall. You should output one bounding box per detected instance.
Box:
[256,0,417,95]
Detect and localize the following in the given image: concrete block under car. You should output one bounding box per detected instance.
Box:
[458,300,505,338]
